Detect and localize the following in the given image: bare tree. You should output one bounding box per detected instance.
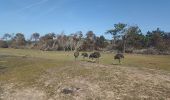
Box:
[72,31,83,51]
[57,32,68,51]
[39,33,56,50]
[86,31,96,51]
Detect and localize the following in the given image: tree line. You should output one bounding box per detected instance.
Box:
[0,23,170,54]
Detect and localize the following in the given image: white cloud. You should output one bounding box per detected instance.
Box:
[17,0,49,12]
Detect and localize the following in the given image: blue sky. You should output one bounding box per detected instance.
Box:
[0,0,170,39]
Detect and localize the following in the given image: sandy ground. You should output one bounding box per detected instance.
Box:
[1,62,170,100]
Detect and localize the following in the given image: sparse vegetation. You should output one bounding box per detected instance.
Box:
[0,0,170,99]
[0,48,170,100]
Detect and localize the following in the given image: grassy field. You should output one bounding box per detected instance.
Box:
[0,48,170,100]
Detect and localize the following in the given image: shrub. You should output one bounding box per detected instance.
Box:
[0,40,8,48]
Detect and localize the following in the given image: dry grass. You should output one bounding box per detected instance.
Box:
[0,48,170,100]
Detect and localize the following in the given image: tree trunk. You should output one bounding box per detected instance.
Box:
[123,36,126,54]
[113,37,116,46]
[64,47,66,51]
[70,45,73,51]
[52,40,57,49]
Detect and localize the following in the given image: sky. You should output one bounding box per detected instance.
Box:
[0,0,170,39]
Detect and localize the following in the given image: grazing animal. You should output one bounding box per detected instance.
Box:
[114,53,124,64]
[81,53,88,59]
[89,52,101,63]
[74,51,79,61]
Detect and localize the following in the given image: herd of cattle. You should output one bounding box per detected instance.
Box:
[74,51,124,64]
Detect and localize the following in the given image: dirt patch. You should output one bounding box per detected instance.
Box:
[0,83,47,100]
[36,62,170,99]
[53,78,102,100]
[1,61,170,100]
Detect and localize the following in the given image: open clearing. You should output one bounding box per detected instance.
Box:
[0,48,170,100]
